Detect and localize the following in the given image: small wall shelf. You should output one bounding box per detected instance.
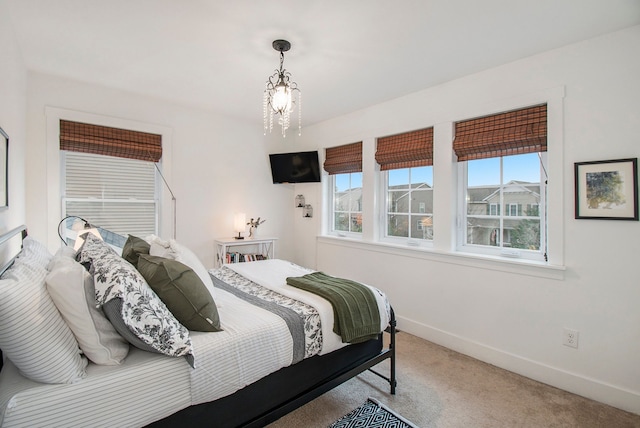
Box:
[214,237,277,267]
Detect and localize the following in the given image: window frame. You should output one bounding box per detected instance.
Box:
[456,152,548,262]
[60,150,160,240]
[379,166,434,247]
[328,171,363,238]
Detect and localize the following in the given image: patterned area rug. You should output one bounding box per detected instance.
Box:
[328,397,418,428]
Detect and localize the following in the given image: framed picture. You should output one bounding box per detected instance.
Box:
[574,158,638,220]
[0,127,7,209]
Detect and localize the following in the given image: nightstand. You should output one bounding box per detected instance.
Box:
[214,237,277,267]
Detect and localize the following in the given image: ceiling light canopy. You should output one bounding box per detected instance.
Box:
[263,39,301,138]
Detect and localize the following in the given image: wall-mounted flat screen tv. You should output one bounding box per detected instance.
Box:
[269,150,321,183]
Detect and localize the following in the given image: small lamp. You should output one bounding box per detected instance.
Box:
[234,212,246,239]
[57,215,103,249]
[295,194,305,208]
[74,227,102,250]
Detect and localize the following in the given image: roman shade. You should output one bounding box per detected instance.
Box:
[324,142,362,175]
[453,104,547,161]
[375,127,434,171]
[60,120,162,162]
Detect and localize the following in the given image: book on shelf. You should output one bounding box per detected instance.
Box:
[225,252,267,263]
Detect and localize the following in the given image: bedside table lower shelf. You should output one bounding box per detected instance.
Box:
[214,237,277,267]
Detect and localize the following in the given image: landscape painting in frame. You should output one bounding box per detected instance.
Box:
[0,127,7,209]
[574,158,638,220]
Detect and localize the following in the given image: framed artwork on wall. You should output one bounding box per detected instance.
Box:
[574,158,638,220]
[0,127,7,209]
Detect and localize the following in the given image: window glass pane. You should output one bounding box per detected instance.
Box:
[334,174,350,192]
[350,172,362,189]
[388,169,409,188]
[468,157,500,187]
[410,166,432,186]
[413,215,433,239]
[388,191,408,213]
[410,190,432,214]
[350,213,362,233]
[504,153,539,184]
[334,212,349,232]
[387,214,408,237]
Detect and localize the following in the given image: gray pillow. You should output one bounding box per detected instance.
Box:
[136,254,221,332]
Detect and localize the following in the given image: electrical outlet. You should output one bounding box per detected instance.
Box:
[563,328,579,348]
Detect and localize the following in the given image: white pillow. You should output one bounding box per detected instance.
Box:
[46,250,130,365]
[0,237,88,384]
[146,235,217,301]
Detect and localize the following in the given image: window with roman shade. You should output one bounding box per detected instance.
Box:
[60,120,162,239]
[376,127,435,243]
[454,104,548,261]
[325,142,363,235]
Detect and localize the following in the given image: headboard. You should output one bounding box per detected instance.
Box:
[0,224,28,372]
[0,225,28,277]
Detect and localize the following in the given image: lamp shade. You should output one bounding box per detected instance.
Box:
[73,228,103,250]
[234,213,246,233]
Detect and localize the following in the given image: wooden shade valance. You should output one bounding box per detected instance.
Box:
[453,104,547,161]
[60,120,162,162]
[375,127,434,171]
[324,142,362,175]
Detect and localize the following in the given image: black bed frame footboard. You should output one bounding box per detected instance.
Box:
[150,308,397,428]
[244,307,397,428]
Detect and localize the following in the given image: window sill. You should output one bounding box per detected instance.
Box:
[317,235,565,280]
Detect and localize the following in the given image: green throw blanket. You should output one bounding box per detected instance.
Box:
[286,272,381,344]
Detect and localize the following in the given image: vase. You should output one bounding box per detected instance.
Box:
[249,227,257,238]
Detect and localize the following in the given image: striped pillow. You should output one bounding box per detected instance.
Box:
[0,237,88,383]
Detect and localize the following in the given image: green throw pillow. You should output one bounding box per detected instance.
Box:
[121,235,150,267]
[136,254,221,332]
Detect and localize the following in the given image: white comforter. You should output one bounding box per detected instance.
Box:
[190,259,390,405]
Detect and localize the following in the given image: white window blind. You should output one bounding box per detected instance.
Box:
[62,151,157,237]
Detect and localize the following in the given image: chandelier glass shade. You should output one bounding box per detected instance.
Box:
[263,40,301,137]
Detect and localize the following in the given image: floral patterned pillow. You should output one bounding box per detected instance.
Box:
[77,234,193,363]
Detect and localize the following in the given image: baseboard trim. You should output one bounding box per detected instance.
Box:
[397,316,640,416]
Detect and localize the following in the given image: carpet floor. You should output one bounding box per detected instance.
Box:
[267,332,640,428]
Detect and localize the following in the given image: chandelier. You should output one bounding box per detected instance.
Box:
[263,39,301,137]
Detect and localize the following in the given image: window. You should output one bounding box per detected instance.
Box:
[324,142,363,236]
[59,120,162,240]
[464,153,545,253]
[376,127,434,243]
[62,151,157,238]
[331,172,363,233]
[454,104,547,261]
[385,167,433,240]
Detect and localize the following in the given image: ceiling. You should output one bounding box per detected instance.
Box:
[6,0,640,128]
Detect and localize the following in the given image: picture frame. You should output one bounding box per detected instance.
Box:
[0,127,7,209]
[574,158,638,220]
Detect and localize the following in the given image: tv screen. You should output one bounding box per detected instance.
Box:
[269,151,321,183]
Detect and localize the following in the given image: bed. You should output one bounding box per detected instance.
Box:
[0,225,396,427]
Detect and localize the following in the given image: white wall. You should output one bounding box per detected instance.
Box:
[24,73,300,267]
[0,2,27,233]
[295,26,640,414]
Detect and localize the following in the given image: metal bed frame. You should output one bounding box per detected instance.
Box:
[0,224,397,427]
